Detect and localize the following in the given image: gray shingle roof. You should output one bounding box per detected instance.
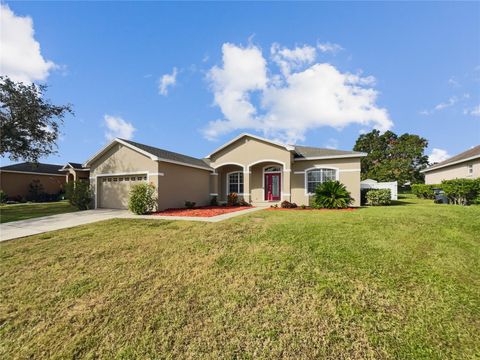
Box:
[121,139,212,169]
[424,145,480,172]
[67,162,84,169]
[0,162,64,174]
[293,145,366,159]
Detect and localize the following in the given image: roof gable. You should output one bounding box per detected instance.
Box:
[84,138,212,171]
[422,145,480,173]
[206,133,294,158]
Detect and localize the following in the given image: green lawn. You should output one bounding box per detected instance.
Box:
[0,200,78,223]
[0,196,479,359]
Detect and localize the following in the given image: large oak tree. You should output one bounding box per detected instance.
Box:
[353,130,429,185]
[0,76,73,163]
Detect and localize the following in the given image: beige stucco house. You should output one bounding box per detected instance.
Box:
[421,145,480,184]
[83,133,366,210]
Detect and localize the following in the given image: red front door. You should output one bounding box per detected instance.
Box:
[265,173,281,201]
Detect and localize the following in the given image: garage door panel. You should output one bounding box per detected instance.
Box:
[98,174,147,209]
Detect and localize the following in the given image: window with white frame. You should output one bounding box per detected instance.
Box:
[467,164,473,175]
[228,172,244,194]
[306,168,337,194]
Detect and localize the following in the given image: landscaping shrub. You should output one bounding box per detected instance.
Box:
[312,180,353,209]
[411,184,438,199]
[238,198,252,206]
[0,190,7,203]
[27,179,45,202]
[227,192,238,206]
[360,188,371,205]
[441,178,480,205]
[366,189,391,206]
[128,183,157,214]
[281,200,297,208]
[210,196,218,206]
[65,180,93,210]
[185,201,196,209]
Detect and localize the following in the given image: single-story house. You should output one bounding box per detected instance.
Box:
[84,133,366,209]
[421,145,480,184]
[0,162,67,200]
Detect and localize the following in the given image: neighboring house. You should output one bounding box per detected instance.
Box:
[360,179,398,200]
[84,133,366,210]
[0,162,67,200]
[59,162,90,183]
[421,145,480,184]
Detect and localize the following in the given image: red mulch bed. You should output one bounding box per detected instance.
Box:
[268,207,357,211]
[153,206,252,217]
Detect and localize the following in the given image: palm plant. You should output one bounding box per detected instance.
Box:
[313,180,353,209]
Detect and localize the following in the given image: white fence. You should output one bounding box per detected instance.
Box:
[360,179,398,200]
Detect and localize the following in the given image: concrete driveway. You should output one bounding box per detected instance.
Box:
[0,209,129,242]
[0,207,264,242]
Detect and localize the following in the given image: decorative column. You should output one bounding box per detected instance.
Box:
[243,168,251,203]
[283,168,291,202]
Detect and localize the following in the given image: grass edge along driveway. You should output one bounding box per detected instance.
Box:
[0,195,479,359]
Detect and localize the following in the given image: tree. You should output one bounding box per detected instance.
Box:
[0,76,73,163]
[353,130,429,185]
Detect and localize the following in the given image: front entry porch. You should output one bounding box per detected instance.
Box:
[211,161,291,206]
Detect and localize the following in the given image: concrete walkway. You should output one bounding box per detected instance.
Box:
[0,207,263,242]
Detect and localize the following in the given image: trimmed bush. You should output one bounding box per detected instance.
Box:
[238,199,252,207]
[411,184,438,199]
[185,201,196,209]
[441,178,480,205]
[227,192,238,206]
[0,190,8,203]
[313,180,353,209]
[281,200,297,208]
[65,180,93,210]
[366,189,391,206]
[210,196,218,206]
[128,183,157,214]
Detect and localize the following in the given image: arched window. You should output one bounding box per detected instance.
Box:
[227,172,244,194]
[264,166,281,173]
[306,168,337,194]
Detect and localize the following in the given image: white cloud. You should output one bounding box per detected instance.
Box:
[317,42,343,54]
[159,67,178,96]
[464,105,480,117]
[448,77,460,87]
[104,115,136,141]
[271,43,316,76]
[421,93,470,115]
[429,148,450,164]
[324,138,339,149]
[203,42,392,143]
[0,4,56,83]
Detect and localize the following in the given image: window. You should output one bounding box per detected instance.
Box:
[137,176,142,181]
[306,168,337,194]
[113,178,118,182]
[468,164,473,175]
[119,177,124,181]
[264,166,281,173]
[228,172,244,194]
[107,178,112,182]
[102,178,106,183]
[143,176,147,180]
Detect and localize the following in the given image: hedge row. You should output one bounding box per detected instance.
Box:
[412,179,480,205]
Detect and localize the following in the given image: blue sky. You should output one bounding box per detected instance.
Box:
[1,1,479,166]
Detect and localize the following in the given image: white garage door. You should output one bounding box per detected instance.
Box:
[98,174,147,209]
